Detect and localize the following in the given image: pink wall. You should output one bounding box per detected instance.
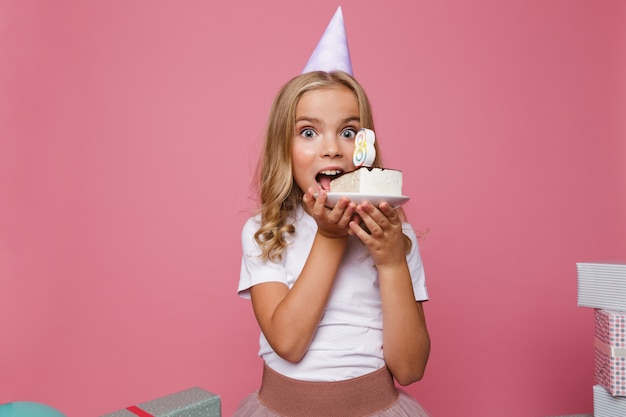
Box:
[1,1,625,416]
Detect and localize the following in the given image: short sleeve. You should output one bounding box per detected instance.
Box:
[403,223,429,302]
[238,216,288,299]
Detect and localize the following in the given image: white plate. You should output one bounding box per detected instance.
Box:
[323,192,410,207]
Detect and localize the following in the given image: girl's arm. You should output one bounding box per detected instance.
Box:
[350,202,431,386]
[250,189,356,363]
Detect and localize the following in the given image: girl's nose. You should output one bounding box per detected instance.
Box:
[322,135,342,157]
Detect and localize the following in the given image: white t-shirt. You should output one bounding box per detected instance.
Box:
[238,205,428,382]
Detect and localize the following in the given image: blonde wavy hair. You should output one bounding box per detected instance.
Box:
[253,71,384,262]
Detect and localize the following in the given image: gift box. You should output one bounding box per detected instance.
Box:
[100,387,220,417]
[594,384,626,416]
[577,262,626,311]
[595,309,626,396]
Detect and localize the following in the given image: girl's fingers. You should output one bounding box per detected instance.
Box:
[336,202,356,227]
[355,202,379,230]
[358,201,398,228]
[378,202,399,223]
[349,219,369,240]
[303,192,313,204]
[305,189,356,231]
[311,189,331,216]
[328,198,354,227]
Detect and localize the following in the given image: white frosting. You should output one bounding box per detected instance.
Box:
[330,167,402,196]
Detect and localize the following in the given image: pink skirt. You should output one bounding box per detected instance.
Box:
[232,365,431,417]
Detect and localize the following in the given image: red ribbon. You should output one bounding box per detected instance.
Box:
[126,405,155,417]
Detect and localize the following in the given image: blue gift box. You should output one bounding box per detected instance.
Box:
[100,387,220,417]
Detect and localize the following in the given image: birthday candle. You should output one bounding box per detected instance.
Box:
[353,128,376,167]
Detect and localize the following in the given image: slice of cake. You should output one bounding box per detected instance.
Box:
[329,128,403,196]
[330,166,403,196]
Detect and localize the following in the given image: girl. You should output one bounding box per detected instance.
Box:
[234,70,431,417]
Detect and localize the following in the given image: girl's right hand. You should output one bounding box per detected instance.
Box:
[303,187,357,239]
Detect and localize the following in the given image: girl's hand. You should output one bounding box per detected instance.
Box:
[303,188,357,239]
[350,201,406,266]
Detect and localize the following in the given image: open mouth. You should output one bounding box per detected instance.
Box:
[316,170,343,191]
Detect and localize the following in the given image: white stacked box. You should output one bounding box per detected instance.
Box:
[576,261,626,415]
[594,384,626,416]
[577,262,626,311]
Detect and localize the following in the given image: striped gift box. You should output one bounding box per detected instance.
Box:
[100,387,220,417]
[594,384,626,416]
[577,262,626,311]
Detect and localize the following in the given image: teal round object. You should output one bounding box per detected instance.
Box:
[0,402,67,417]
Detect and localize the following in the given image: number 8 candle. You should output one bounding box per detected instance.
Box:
[353,128,376,168]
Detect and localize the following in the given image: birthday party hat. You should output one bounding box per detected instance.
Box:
[302,6,353,75]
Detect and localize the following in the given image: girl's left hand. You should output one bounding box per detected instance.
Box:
[303,188,357,239]
[350,201,406,267]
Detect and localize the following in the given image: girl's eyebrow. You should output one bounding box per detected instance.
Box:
[295,116,321,124]
[295,116,360,124]
[342,116,361,124]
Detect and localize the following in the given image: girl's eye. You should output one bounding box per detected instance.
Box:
[341,128,357,139]
[300,128,317,139]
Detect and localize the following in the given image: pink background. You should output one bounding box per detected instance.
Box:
[1,1,625,416]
